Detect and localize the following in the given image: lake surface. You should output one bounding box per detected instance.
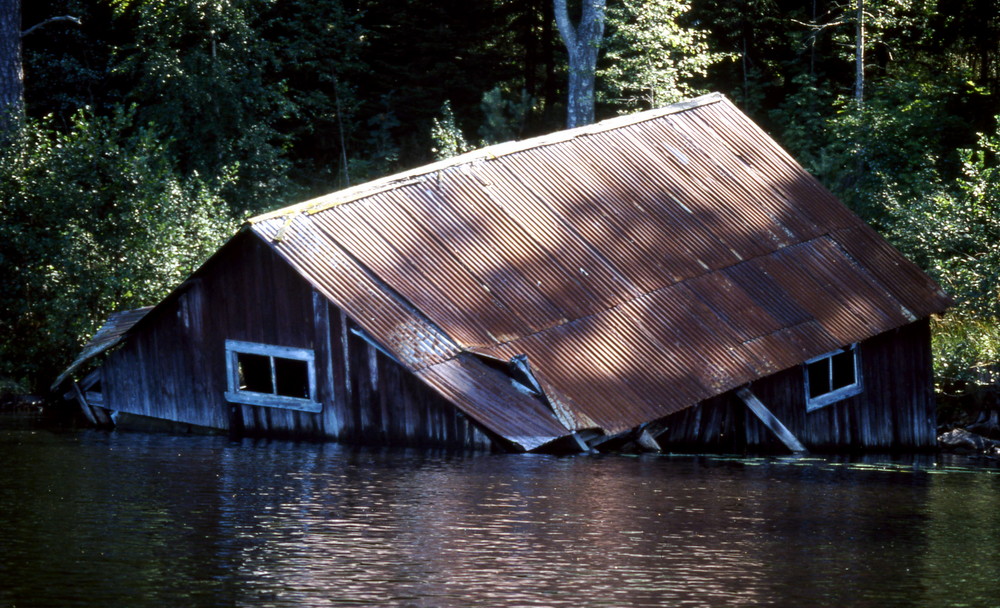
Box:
[2,412,999,608]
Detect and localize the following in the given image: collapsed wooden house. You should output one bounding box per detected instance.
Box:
[54,93,951,453]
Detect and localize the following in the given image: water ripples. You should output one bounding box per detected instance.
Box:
[2,416,1000,607]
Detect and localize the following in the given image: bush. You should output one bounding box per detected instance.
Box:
[882,120,1000,406]
[0,109,237,393]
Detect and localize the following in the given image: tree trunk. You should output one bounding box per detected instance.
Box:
[855,0,864,104]
[0,0,23,126]
[553,0,606,128]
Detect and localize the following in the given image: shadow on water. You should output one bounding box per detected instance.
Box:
[2,412,999,608]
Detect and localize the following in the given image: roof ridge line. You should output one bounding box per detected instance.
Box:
[248,93,727,225]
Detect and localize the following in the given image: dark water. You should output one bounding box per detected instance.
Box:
[2,412,999,608]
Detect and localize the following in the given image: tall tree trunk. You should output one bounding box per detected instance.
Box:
[553,0,606,128]
[855,0,864,104]
[0,0,23,127]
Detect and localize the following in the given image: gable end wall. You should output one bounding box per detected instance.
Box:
[100,232,493,450]
[656,318,937,451]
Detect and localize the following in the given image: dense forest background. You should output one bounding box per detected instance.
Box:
[2,0,999,413]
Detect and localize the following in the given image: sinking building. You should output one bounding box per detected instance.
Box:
[55,93,951,453]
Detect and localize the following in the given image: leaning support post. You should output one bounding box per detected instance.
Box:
[70,380,98,426]
[635,428,662,452]
[736,387,808,453]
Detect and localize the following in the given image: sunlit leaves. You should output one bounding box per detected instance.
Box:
[110,0,293,213]
[431,100,473,161]
[0,111,236,391]
[601,0,727,110]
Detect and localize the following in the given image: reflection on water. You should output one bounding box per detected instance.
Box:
[2,412,999,608]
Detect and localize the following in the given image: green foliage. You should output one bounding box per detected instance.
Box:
[108,0,295,213]
[601,0,728,110]
[806,78,961,230]
[431,101,473,161]
[347,94,403,182]
[479,86,535,145]
[258,0,366,194]
[687,0,785,115]
[888,124,1000,317]
[0,110,236,392]
[933,317,1000,393]
[858,118,1000,396]
[768,73,837,170]
[21,0,113,122]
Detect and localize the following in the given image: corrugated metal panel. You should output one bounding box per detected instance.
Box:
[468,235,942,435]
[831,225,952,319]
[309,193,522,348]
[613,122,788,261]
[683,271,785,343]
[415,353,569,451]
[52,307,153,389]
[404,171,585,325]
[252,215,460,368]
[467,160,642,309]
[244,93,949,445]
[499,148,677,293]
[576,129,751,272]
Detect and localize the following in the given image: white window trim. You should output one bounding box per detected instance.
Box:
[224,339,321,413]
[804,344,862,412]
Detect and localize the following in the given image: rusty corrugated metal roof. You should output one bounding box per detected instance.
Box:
[415,353,569,451]
[250,92,951,445]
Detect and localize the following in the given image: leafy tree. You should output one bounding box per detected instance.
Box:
[883,122,1000,392]
[888,124,1000,318]
[259,0,366,193]
[688,0,785,115]
[806,78,959,228]
[932,0,1000,97]
[601,0,728,110]
[430,86,536,160]
[108,0,294,213]
[478,85,535,143]
[352,0,534,167]
[431,100,473,160]
[0,110,235,393]
[21,0,107,127]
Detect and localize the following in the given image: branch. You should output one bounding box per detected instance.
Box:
[790,18,847,30]
[552,0,578,55]
[21,15,82,38]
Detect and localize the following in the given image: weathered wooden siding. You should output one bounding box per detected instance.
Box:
[656,319,937,451]
[97,229,936,453]
[101,232,493,450]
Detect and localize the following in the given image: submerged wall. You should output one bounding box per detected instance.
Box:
[656,319,937,451]
[100,232,493,450]
[97,230,937,453]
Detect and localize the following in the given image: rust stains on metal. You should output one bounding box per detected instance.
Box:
[247,93,951,447]
[415,353,570,452]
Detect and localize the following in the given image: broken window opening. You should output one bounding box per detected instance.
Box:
[804,344,862,412]
[225,340,320,412]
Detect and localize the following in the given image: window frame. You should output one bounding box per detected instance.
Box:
[804,343,862,412]
[224,339,321,412]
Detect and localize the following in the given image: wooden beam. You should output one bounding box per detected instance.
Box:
[636,428,662,452]
[71,381,98,426]
[736,388,808,453]
[90,406,114,428]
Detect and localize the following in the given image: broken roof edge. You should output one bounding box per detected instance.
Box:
[50,306,154,391]
[247,93,726,225]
